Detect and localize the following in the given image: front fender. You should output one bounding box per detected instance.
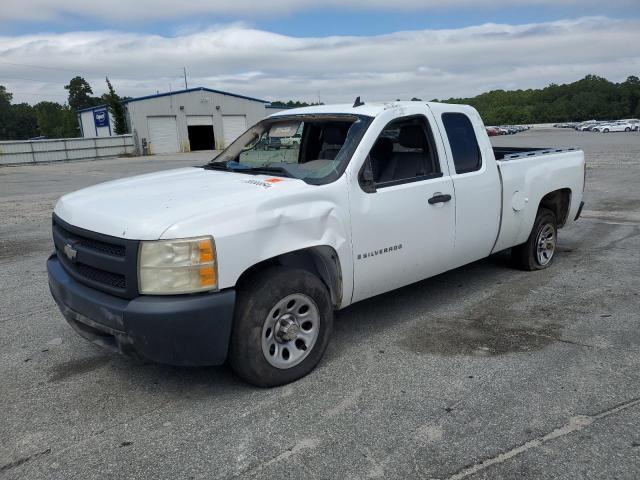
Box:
[161,176,354,305]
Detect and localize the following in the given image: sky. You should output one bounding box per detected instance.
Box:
[1,1,639,105]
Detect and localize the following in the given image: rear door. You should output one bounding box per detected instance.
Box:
[349,113,456,303]
[428,105,501,267]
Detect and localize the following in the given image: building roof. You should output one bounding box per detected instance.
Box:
[122,87,267,105]
[77,104,108,113]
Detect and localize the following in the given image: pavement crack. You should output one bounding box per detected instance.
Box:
[592,227,640,251]
[526,331,594,348]
[443,396,640,480]
[0,448,51,472]
[230,437,322,479]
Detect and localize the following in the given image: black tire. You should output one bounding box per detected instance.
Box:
[512,208,558,271]
[625,127,631,132]
[603,129,609,133]
[228,266,333,387]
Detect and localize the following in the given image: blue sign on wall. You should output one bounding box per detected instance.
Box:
[93,108,109,128]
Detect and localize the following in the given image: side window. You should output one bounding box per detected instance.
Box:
[367,116,441,188]
[441,113,482,174]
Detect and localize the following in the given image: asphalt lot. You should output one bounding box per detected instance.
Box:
[1,129,639,479]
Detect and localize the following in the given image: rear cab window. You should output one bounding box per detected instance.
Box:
[441,112,482,174]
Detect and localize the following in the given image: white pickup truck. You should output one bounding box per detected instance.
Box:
[48,101,585,386]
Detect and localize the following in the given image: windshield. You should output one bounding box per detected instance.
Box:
[208,114,372,185]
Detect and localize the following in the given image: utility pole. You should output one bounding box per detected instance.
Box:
[183,67,188,90]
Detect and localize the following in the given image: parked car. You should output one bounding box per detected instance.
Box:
[255,136,282,149]
[48,101,586,386]
[593,122,634,133]
[280,134,302,148]
[486,127,500,136]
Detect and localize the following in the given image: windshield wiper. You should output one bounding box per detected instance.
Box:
[203,161,231,171]
[202,160,295,178]
[232,165,294,178]
[202,161,293,178]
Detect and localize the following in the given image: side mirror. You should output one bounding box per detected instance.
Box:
[359,157,376,194]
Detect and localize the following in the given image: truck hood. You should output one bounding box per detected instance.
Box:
[54,167,309,240]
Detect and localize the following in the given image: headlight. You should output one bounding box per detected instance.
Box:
[138,237,217,295]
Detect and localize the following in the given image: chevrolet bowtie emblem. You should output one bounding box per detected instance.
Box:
[63,243,77,262]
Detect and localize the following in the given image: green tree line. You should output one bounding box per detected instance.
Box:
[436,74,640,125]
[0,76,128,141]
[269,100,323,108]
[3,74,639,140]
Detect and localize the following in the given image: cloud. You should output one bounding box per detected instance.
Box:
[0,0,625,22]
[1,17,639,105]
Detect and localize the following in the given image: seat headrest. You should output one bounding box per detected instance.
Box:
[323,126,346,145]
[371,137,393,156]
[398,125,426,149]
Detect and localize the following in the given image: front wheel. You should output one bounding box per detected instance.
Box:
[512,208,558,271]
[625,127,631,132]
[228,266,333,387]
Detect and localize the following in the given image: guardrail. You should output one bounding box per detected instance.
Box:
[0,135,136,166]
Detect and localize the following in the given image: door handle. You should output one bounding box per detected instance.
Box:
[428,193,452,205]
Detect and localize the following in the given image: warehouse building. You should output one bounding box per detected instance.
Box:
[78,105,116,138]
[123,87,268,154]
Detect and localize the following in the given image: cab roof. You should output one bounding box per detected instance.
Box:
[268,101,470,119]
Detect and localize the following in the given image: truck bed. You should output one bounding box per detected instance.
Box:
[493,146,579,161]
[492,146,585,254]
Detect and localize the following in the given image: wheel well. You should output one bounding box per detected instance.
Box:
[539,188,571,227]
[235,246,343,308]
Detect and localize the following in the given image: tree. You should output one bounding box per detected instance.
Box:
[34,101,77,138]
[0,84,81,140]
[441,74,640,124]
[0,85,13,139]
[6,103,39,140]
[622,76,640,117]
[0,85,11,104]
[103,77,128,135]
[0,85,39,140]
[65,76,100,111]
[269,100,323,108]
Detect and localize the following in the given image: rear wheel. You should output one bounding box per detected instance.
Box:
[512,208,558,271]
[603,128,609,133]
[228,266,333,387]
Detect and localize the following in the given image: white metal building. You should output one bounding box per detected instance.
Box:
[78,105,116,138]
[123,87,268,154]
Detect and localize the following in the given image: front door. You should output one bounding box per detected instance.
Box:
[350,114,456,303]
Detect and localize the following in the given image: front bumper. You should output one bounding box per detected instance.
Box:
[47,254,235,366]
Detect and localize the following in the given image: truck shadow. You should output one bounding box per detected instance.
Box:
[330,249,572,359]
[75,243,587,392]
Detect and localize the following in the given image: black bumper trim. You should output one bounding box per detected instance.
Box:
[48,254,235,366]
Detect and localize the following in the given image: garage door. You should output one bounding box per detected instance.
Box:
[222,115,247,147]
[148,116,179,154]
